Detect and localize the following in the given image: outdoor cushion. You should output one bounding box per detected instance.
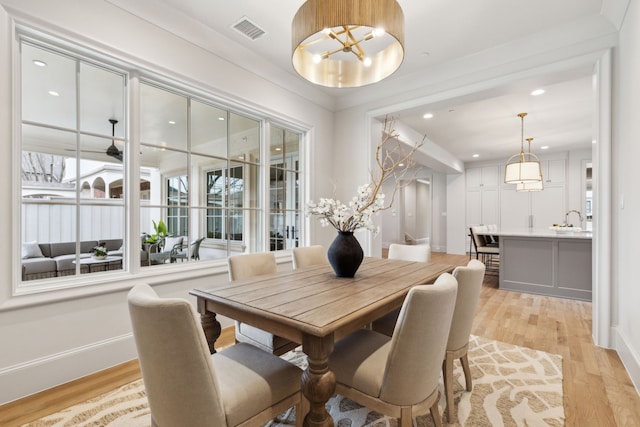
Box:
[22,241,44,259]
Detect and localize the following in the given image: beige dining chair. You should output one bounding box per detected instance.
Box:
[443,259,486,422]
[328,273,458,427]
[127,283,305,427]
[371,243,432,336]
[228,253,299,355]
[292,245,328,269]
[387,242,431,263]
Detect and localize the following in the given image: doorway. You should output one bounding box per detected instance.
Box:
[401,178,431,244]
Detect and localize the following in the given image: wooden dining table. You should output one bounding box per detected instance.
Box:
[190,257,455,427]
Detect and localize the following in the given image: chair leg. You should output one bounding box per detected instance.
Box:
[295,395,308,427]
[430,393,443,427]
[443,355,455,423]
[399,407,413,427]
[461,353,472,391]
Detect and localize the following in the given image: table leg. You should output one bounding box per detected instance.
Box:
[301,334,336,427]
[196,299,221,354]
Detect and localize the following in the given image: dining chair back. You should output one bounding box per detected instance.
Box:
[127,283,304,427]
[372,242,432,336]
[469,226,499,273]
[228,252,277,281]
[443,259,486,422]
[388,243,431,262]
[228,253,299,355]
[329,273,458,427]
[292,245,328,269]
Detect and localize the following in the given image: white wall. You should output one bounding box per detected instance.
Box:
[612,0,640,391]
[0,0,334,404]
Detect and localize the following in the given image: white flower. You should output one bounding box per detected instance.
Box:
[307,184,386,234]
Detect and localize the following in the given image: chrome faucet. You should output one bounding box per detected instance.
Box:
[564,210,583,226]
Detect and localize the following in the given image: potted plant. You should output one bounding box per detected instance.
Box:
[144,219,170,252]
[91,245,108,260]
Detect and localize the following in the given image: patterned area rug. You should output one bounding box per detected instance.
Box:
[24,335,564,427]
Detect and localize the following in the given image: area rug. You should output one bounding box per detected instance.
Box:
[23,335,564,427]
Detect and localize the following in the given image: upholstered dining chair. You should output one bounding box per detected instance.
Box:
[127,283,305,427]
[292,245,328,269]
[228,253,299,355]
[443,259,486,422]
[371,243,432,336]
[328,273,458,427]
[387,242,431,263]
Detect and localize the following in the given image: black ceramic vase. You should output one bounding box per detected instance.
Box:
[327,231,364,278]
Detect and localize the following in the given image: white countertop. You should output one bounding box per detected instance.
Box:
[482,228,593,239]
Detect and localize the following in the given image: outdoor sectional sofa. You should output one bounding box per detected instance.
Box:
[21,239,149,281]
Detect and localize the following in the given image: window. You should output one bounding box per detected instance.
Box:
[17,33,305,289]
[139,83,264,264]
[206,165,244,241]
[20,40,127,282]
[269,126,301,251]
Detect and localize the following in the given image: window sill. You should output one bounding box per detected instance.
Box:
[5,251,296,312]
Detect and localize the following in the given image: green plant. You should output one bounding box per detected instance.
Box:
[92,245,108,257]
[145,219,170,244]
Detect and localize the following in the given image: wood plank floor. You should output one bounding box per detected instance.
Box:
[2,252,639,426]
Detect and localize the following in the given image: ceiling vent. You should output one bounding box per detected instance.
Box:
[232,17,266,41]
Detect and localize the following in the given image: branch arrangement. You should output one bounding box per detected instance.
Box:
[307,117,425,233]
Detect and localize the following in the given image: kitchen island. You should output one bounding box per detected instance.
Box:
[493,229,592,301]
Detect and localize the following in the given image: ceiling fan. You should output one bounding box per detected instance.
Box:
[65,118,123,161]
[105,119,123,161]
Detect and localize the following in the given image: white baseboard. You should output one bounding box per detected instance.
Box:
[0,334,137,405]
[614,326,640,395]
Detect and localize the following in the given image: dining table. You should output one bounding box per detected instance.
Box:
[190,256,455,427]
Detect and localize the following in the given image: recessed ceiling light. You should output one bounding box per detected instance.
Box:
[472,154,480,158]
[398,163,405,167]
[48,90,59,97]
[423,113,433,119]
[541,145,549,150]
[275,147,281,151]
[168,120,176,125]
[33,60,47,67]
[218,117,225,121]
[592,139,597,144]
[531,89,545,96]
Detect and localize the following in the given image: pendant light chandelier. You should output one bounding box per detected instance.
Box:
[516,138,544,192]
[291,0,404,88]
[504,112,542,184]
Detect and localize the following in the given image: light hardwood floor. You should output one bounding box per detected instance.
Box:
[2,253,639,426]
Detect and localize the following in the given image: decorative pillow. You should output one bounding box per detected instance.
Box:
[163,236,183,253]
[22,241,44,259]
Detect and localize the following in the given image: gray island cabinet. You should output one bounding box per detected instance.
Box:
[496,229,592,301]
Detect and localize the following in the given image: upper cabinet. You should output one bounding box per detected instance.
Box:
[466,165,500,189]
[542,159,566,184]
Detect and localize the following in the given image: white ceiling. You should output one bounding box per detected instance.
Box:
[105,0,615,165]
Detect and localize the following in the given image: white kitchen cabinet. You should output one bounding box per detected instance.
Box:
[466,165,500,226]
[500,183,565,230]
[541,159,566,184]
[466,166,500,254]
[531,185,565,227]
[466,165,500,190]
[500,187,530,230]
